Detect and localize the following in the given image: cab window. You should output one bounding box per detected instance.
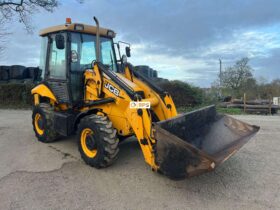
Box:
[39,36,48,80]
[70,33,117,72]
[48,33,67,79]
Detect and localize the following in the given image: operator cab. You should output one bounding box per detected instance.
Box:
[39,18,128,106]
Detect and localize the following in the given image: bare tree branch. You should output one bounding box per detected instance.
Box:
[0,0,59,33]
[0,16,12,55]
[0,0,24,6]
[0,0,83,53]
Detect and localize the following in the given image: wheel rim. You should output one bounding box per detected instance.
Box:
[81,128,97,158]
[34,113,44,135]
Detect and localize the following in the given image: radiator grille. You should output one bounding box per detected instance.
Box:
[48,81,70,103]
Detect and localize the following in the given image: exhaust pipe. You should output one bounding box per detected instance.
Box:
[93,16,100,62]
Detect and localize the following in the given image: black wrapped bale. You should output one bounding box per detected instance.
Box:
[9,65,26,80]
[0,66,10,82]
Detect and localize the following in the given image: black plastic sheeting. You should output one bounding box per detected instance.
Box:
[0,65,42,82]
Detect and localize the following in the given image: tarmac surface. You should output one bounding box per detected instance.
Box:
[0,109,279,210]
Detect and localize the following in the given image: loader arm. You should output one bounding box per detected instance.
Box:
[123,64,178,119]
[83,62,180,170]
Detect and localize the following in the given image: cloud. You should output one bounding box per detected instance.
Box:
[1,0,279,87]
[129,23,280,86]
[251,48,280,81]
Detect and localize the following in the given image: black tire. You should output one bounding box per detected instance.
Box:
[77,114,119,168]
[32,103,59,143]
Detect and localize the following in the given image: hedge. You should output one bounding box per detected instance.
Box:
[0,83,35,108]
[156,80,203,107]
[0,80,203,109]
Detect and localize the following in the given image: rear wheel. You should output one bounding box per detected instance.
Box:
[78,114,119,168]
[32,103,59,143]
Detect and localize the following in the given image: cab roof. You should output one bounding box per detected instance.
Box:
[39,23,116,38]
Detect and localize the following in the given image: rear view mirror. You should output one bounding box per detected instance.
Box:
[125,46,131,57]
[55,34,65,50]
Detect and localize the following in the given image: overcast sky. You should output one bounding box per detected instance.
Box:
[1,0,280,87]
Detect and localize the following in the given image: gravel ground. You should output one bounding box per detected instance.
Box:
[0,109,279,210]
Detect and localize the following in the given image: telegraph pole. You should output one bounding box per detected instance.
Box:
[219,59,222,98]
[219,59,222,87]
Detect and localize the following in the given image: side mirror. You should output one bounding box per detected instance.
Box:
[55,34,65,50]
[125,46,131,57]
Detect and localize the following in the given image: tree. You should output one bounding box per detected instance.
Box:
[0,17,10,55]
[258,79,280,98]
[0,0,58,32]
[220,57,254,97]
[0,1,84,31]
[0,0,58,52]
[0,0,83,52]
[240,77,257,99]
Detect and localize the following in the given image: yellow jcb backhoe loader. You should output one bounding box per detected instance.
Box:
[31,17,259,179]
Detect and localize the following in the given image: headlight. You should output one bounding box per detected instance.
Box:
[74,24,84,31]
[107,30,115,37]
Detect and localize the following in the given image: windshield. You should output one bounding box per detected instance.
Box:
[70,32,117,72]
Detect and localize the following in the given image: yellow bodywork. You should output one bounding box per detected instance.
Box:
[82,64,178,169]
[31,84,57,105]
[32,64,178,170]
[40,22,115,37]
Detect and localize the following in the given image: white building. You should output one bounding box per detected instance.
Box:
[273,97,280,106]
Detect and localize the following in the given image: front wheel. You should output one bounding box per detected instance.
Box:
[32,103,59,143]
[77,114,119,168]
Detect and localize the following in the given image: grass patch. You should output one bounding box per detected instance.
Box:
[216,107,244,115]
[178,105,244,115]
[177,105,209,113]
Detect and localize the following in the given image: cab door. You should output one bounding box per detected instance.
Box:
[46,33,71,104]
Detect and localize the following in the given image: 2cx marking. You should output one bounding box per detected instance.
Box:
[104,82,120,97]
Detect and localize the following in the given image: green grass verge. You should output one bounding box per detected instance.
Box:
[178,105,244,115]
[216,107,244,115]
[177,105,208,113]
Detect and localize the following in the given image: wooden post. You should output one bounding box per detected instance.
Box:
[269,95,272,115]
[243,93,246,113]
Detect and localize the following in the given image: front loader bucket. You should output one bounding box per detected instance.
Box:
[154,105,259,179]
